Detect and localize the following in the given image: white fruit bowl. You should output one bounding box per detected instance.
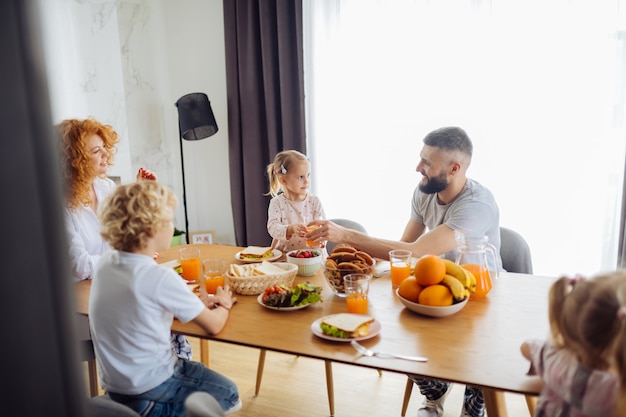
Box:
[286,250,323,276]
[396,289,468,318]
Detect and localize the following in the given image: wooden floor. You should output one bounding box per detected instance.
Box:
[88,337,531,416]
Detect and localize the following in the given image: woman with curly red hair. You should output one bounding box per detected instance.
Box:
[58,118,157,282]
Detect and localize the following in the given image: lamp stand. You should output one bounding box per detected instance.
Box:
[179,133,190,242]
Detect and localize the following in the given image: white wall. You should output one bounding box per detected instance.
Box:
[39,0,236,245]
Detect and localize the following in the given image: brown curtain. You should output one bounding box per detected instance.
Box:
[223,0,306,247]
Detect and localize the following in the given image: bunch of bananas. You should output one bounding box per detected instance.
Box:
[440,259,477,302]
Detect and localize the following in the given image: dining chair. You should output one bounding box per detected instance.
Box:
[325,218,368,253]
[400,227,536,417]
[255,218,371,417]
[77,314,99,397]
[87,395,141,417]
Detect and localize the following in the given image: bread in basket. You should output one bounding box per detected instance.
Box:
[225,261,297,295]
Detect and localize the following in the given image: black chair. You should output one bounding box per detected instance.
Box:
[326,218,368,253]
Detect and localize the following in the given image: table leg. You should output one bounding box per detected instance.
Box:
[324,360,334,417]
[483,388,508,417]
[200,339,210,367]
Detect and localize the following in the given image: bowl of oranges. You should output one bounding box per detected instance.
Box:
[396,255,473,318]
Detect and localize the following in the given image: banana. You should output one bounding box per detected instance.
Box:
[441,274,467,302]
[463,268,477,295]
[442,259,469,290]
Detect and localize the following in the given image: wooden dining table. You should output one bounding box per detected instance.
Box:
[75,243,551,417]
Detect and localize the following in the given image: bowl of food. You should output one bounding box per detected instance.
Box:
[322,245,376,297]
[286,249,323,276]
[396,288,468,318]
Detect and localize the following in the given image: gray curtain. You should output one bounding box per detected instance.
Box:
[223,0,306,247]
[1,1,87,415]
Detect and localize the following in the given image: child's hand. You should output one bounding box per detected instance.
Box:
[287,224,308,239]
[207,285,237,310]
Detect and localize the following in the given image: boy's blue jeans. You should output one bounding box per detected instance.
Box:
[108,359,239,417]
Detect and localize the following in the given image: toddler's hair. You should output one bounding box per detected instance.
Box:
[99,181,178,252]
[548,270,626,383]
[265,150,309,197]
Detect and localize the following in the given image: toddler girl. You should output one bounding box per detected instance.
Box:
[521,271,626,417]
[265,150,326,252]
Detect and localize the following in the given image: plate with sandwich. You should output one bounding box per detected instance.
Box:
[236,246,282,263]
[311,313,381,342]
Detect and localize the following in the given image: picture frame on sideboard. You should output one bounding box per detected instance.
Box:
[189,230,215,245]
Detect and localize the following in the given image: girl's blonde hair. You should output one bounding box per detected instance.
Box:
[265,150,309,197]
[57,118,119,210]
[548,271,626,384]
[99,181,178,252]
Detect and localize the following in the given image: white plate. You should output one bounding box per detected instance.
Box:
[256,293,312,311]
[396,289,469,318]
[235,249,282,263]
[311,316,381,342]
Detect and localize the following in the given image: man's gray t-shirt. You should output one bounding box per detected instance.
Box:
[410,178,501,270]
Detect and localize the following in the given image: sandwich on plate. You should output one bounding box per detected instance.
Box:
[239,246,274,261]
[319,313,374,339]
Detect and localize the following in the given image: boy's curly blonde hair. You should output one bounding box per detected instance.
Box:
[99,181,178,252]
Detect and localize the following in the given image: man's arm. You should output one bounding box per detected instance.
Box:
[308,219,457,260]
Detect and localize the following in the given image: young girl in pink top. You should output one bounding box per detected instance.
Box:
[265,150,326,253]
[521,271,626,417]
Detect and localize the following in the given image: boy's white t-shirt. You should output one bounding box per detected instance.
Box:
[89,250,205,394]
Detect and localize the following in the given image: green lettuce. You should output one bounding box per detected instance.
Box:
[291,282,323,306]
[319,323,351,339]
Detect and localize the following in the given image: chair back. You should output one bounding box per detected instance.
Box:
[87,396,141,417]
[499,227,533,274]
[326,218,367,253]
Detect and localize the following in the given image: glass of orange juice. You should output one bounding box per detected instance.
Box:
[344,274,371,314]
[202,258,226,294]
[306,225,321,247]
[179,247,201,283]
[389,249,412,290]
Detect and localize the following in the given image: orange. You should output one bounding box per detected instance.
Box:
[414,255,446,286]
[398,277,424,303]
[418,284,453,306]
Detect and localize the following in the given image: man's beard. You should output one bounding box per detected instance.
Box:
[419,172,448,194]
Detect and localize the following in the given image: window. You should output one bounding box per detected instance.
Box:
[304,0,626,276]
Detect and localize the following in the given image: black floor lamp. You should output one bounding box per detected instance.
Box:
[175,92,219,241]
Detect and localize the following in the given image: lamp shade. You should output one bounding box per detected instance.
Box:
[175,92,218,140]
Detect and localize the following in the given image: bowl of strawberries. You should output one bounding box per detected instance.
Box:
[286,249,323,276]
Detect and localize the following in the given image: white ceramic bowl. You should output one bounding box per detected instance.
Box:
[286,249,323,276]
[395,289,469,318]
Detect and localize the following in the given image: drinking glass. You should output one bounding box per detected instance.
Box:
[389,249,412,290]
[179,247,201,283]
[202,258,226,294]
[344,274,371,314]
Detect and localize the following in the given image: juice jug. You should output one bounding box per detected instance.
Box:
[454,232,499,299]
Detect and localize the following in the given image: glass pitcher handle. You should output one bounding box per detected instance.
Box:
[485,242,500,279]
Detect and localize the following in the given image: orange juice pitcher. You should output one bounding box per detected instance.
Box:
[454,231,499,299]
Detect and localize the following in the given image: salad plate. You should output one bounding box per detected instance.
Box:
[310,316,381,342]
[257,294,312,311]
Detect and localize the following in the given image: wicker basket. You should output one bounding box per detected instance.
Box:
[225,262,298,295]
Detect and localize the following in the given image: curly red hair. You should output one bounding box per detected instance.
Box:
[57,118,119,210]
